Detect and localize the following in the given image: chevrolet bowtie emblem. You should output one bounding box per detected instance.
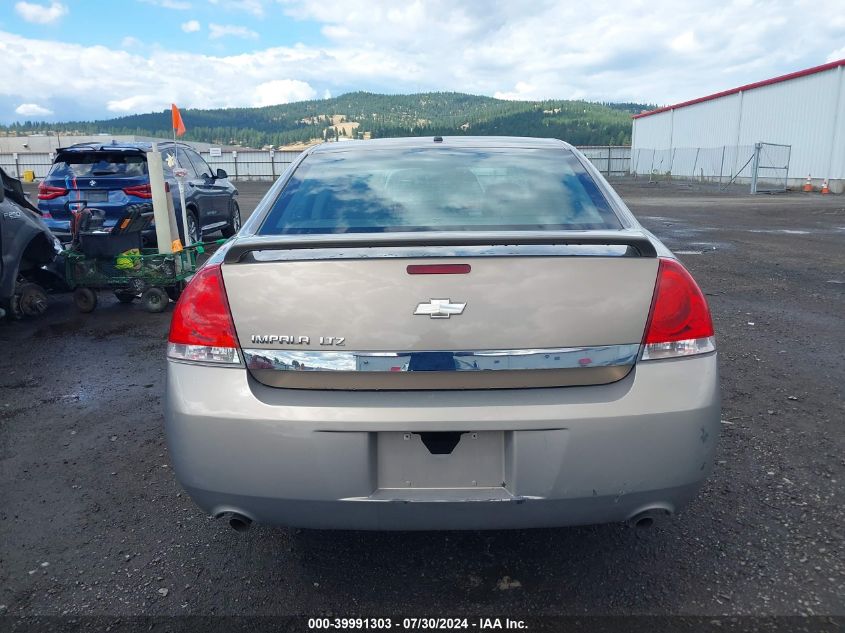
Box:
[414,298,466,319]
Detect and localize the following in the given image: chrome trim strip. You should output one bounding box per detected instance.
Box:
[243,344,641,373]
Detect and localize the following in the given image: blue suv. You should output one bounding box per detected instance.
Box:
[38,141,240,244]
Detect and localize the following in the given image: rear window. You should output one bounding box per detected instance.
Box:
[259,147,621,235]
[50,152,148,179]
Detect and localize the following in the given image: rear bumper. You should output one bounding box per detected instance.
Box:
[165,353,720,530]
[44,219,156,244]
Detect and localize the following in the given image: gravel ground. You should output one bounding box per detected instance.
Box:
[0,180,843,621]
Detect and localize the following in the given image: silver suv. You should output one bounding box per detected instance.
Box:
[164,137,719,531]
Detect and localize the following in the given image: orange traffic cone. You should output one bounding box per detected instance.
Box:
[820,180,830,195]
[802,175,813,192]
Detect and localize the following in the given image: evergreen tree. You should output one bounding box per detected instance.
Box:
[0,92,645,147]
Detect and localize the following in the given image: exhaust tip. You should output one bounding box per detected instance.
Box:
[634,515,655,529]
[226,513,253,533]
[626,508,670,529]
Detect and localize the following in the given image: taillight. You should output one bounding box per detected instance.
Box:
[38,183,68,200]
[123,184,152,199]
[641,258,715,360]
[167,264,241,365]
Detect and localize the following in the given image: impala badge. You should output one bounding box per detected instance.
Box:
[414,299,466,319]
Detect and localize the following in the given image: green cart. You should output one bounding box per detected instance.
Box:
[63,240,224,313]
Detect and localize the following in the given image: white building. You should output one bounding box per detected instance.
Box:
[631,59,845,193]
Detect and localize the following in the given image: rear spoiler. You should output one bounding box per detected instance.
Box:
[56,145,148,155]
[224,231,658,263]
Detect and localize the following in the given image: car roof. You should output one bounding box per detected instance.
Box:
[56,141,193,153]
[308,136,574,154]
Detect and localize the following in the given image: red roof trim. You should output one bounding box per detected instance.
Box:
[632,59,845,119]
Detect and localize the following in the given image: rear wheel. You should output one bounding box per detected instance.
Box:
[185,210,199,246]
[141,287,169,313]
[221,201,241,238]
[13,283,49,318]
[73,287,98,313]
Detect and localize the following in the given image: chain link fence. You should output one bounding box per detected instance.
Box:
[575,146,631,176]
[0,149,301,182]
[631,143,792,193]
[750,142,791,194]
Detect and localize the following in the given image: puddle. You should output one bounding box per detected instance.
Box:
[748,229,811,235]
[666,240,732,253]
[41,386,96,404]
[640,216,682,222]
[690,241,729,250]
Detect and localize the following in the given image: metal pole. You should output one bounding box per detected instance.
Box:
[750,142,761,194]
[176,177,190,245]
[606,146,611,176]
[692,147,700,180]
[270,150,275,179]
[718,146,726,186]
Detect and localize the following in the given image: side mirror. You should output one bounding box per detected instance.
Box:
[215,168,228,180]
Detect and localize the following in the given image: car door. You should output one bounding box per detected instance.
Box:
[186,149,229,218]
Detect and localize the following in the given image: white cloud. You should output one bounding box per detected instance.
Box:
[121,36,142,48]
[106,95,163,113]
[1,0,845,122]
[208,23,259,39]
[254,79,316,106]
[208,0,265,17]
[494,82,539,101]
[0,31,317,116]
[827,46,845,62]
[14,1,67,24]
[181,19,201,33]
[139,0,191,9]
[670,30,699,54]
[15,103,53,116]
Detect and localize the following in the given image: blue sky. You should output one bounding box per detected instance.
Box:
[6,0,327,55]
[1,0,844,123]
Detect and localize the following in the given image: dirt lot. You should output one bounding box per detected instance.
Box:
[1,180,843,622]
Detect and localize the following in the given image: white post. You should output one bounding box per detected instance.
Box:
[174,171,190,246]
[147,144,173,254]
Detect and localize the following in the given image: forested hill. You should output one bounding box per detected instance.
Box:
[2,92,653,148]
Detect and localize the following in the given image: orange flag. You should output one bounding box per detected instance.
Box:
[171,103,186,137]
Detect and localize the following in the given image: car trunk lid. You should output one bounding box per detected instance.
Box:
[221,232,659,390]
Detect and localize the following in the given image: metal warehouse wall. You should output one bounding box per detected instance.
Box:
[632,63,845,184]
